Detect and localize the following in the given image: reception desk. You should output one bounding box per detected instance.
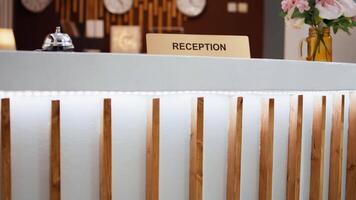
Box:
[0,51,356,200]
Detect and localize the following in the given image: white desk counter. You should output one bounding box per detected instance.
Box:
[0,51,356,92]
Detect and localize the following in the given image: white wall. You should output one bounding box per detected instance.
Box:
[285,25,356,63]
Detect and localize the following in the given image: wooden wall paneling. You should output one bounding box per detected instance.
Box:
[100,99,112,200]
[99,0,104,18]
[1,98,11,200]
[177,11,182,28]
[50,100,61,200]
[129,9,134,25]
[328,95,345,200]
[162,0,167,12]
[117,15,122,25]
[157,7,163,33]
[166,1,172,32]
[146,99,160,200]
[226,97,243,200]
[66,0,71,20]
[286,95,303,200]
[154,0,158,15]
[61,0,66,20]
[143,0,148,10]
[139,4,144,29]
[189,97,204,200]
[111,14,116,23]
[134,0,139,8]
[79,0,84,23]
[346,93,356,200]
[105,12,110,34]
[258,98,275,200]
[171,0,177,17]
[309,96,327,200]
[124,13,129,24]
[148,3,153,31]
[73,0,78,13]
[55,0,60,13]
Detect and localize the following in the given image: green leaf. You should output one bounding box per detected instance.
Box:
[292,9,305,18]
[279,11,287,18]
[333,25,339,34]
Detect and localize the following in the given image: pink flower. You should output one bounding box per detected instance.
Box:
[281,0,295,12]
[295,0,310,13]
[285,7,305,29]
[316,0,343,19]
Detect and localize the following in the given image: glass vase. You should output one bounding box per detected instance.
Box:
[301,27,332,62]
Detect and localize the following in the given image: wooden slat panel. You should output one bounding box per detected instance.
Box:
[259,98,274,200]
[1,98,11,200]
[166,1,172,32]
[79,0,84,23]
[100,99,112,200]
[346,93,356,200]
[189,97,204,200]
[50,100,61,200]
[66,0,71,20]
[309,96,327,200]
[171,0,177,17]
[328,95,345,200]
[226,97,243,200]
[55,0,60,12]
[146,98,160,200]
[148,3,153,31]
[286,95,303,200]
[139,4,144,29]
[129,9,134,25]
[158,7,163,33]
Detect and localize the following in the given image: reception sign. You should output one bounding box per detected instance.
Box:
[146,33,250,58]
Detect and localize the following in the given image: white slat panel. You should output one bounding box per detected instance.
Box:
[159,94,192,200]
[240,95,261,200]
[112,95,148,200]
[11,96,51,199]
[203,95,229,200]
[61,96,101,200]
[272,95,290,199]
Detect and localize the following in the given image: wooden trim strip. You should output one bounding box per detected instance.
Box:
[346,93,356,200]
[328,95,345,200]
[1,98,11,200]
[139,4,144,29]
[259,98,275,200]
[157,7,163,33]
[148,3,153,32]
[226,97,243,200]
[100,99,112,200]
[50,100,61,200]
[286,95,303,200]
[146,98,160,200]
[166,1,172,32]
[309,96,327,200]
[189,97,204,200]
[172,0,177,17]
[79,0,84,23]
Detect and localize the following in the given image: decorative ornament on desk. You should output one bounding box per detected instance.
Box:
[281,0,356,62]
[104,0,134,14]
[41,27,75,51]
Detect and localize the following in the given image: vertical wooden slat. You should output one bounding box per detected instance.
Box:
[99,0,104,18]
[66,0,71,20]
[346,93,356,200]
[134,0,139,7]
[146,99,160,200]
[259,98,275,200]
[226,97,243,200]
[166,1,172,32]
[177,11,183,27]
[73,0,78,13]
[1,98,11,200]
[139,4,144,30]
[286,95,303,200]
[55,0,60,12]
[153,0,158,15]
[171,0,177,17]
[143,0,148,10]
[309,96,327,200]
[328,95,345,200]
[129,9,134,25]
[100,99,112,200]
[148,3,153,31]
[50,100,61,200]
[79,0,84,23]
[189,97,204,200]
[60,0,66,20]
[157,7,163,33]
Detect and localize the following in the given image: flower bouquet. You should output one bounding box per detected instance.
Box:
[281,0,356,61]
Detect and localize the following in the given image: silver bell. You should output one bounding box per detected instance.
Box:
[42,27,74,51]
